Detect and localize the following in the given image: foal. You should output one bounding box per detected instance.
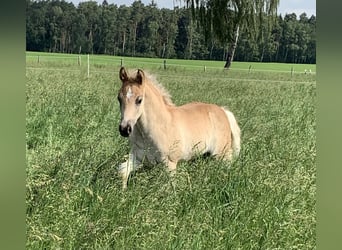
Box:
[117,67,240,188]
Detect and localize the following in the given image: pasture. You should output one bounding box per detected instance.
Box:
[26,53,316,249]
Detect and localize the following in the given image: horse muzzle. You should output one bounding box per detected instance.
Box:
[119,123,132,137]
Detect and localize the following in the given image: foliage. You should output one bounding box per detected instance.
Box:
[26,55,316,249]
[26,0,316,64]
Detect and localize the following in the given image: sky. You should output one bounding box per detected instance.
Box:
[69,0,316,17]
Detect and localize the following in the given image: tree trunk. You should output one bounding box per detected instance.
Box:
[161,42,166,58]
[209,41,214,60]
[133,22,137,56]
[260,45,265,62]
[89,29,93,54]
[275,42,279,62]
[122,32,126,54]
[224,25,240,69]
[284,46,288,63]
[187,19,193,59]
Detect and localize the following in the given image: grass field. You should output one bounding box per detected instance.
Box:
[26,52,316,249]
[26,51,316,74]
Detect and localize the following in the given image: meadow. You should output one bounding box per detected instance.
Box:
[26,52,316,249]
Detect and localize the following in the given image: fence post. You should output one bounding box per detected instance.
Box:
[248,65,252,73]
[163,59,166,70]
[120,58,123,67]
[87,54,90,78]
[204,66,206,72]
[78,56,81,66]
[38,55,40,64]
[291,66,294,77]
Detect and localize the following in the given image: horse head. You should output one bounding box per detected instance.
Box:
[117,67,145,137]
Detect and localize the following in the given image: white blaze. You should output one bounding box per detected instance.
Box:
[126,87,133,99]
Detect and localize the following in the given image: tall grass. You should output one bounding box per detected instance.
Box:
[26,59,315,249]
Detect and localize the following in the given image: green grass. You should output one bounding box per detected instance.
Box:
[26,53,316,249]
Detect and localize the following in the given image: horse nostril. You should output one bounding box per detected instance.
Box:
[127,124,132,134]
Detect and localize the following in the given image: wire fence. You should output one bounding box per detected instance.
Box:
[26,54,316,84]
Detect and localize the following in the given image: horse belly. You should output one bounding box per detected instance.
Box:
[175,117,210,156]
[176,104,230,159]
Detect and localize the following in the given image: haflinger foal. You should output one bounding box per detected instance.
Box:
[117,67,241,189]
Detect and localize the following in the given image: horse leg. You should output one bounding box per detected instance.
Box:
[213,146,234,162]
[118,152,139,189]
[166,160,177,174]
[222,149,234,162]
[166,160,178,189]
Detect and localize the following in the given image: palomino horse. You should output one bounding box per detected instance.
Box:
[117,67,241,188]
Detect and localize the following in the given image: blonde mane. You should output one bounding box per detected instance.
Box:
[126,69,175,106]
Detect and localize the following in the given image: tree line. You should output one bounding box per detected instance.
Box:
[26,0,316,64]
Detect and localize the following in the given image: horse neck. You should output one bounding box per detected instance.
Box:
[137,82,171,133]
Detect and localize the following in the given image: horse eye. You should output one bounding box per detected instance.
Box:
[136,97,143,105]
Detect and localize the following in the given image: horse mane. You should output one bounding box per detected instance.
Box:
[127,69,175,106]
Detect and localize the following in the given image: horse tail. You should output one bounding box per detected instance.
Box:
[223,108,241,158]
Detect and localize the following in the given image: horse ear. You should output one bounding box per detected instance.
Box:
[119,67,128,82]
[136,69,145,85]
